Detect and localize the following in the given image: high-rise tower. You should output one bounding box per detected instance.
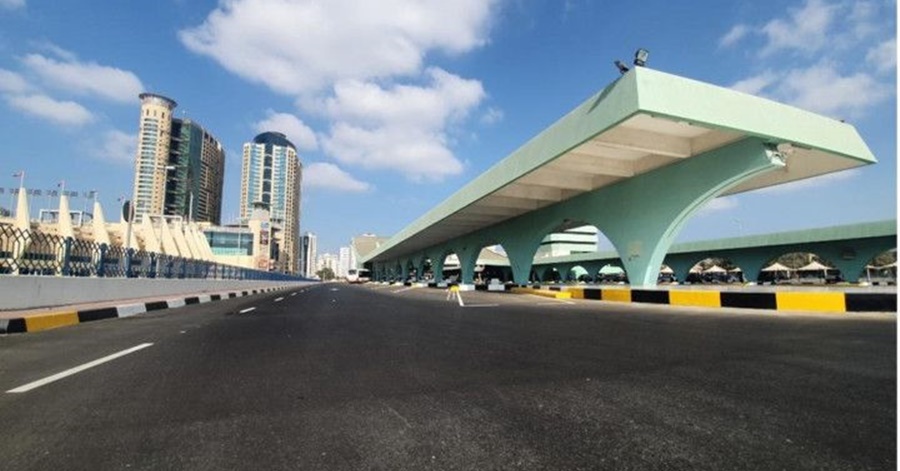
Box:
[241,132,302,274]
[132,93,225,224]
[133,93,177,221]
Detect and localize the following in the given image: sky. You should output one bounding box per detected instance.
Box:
[0,0,896,255]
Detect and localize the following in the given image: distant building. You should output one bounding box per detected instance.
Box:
[132,93,224,225]
[300,232,317,278]
[534,225,598,258]
[337,246,352,278]
[241,132,302,274]
[316,253,338,277]
[202,202,283,271]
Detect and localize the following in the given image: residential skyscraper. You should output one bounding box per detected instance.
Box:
[132,93,224,224]
[169,119,225,225]
[241,132,302,274]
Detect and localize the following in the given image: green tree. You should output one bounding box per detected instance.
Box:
[316,267,335,281]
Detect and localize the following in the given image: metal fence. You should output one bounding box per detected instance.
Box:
[0,224,303,282]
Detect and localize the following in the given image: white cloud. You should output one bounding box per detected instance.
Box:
[323,122,463,182]
[0,0,25,9]
[697,196,739,216]
[22,53,143,103]
[303,162,371,192]
[253,111,318,151]
[730,71,778,96]
[719,24,749,48]
[866,39,896,74]
[321,68,484,128]
[723,1,892,119]
[759,0,837,57]
[0,68,30,94]
[179,0,498,95]
[6,94,94,126]
[320,68,483,181]
[777,63,889,117]
[480,106,504,125]
[183,0,497,183]
[93,130,136,165]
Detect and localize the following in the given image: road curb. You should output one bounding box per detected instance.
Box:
[561,287,897,313]
[0,285,294,334]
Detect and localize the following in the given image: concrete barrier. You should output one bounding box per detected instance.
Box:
[0,276,313,311]
[553,286,896,313]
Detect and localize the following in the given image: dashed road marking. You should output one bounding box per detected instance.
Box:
[392,286,420,294]
[7,343,154,394]
[275,297,284,303]
[239,307,256,314]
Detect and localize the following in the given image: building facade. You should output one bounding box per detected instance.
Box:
[338,246,351,278]
[534,225,599,258]
[168,119,225,225]
[241,132,302,274]
[300,232,317,278]
[133,93,224,225]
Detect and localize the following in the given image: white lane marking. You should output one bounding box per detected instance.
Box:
[536,301,576,306]
[330,288,339,292]
[457,291,465,307]
[7,343,154,394]
[465,304,500,308]
[274,297,284,303]
[290,292,297,297]
[239,307,256,314]
[392,286,419,294]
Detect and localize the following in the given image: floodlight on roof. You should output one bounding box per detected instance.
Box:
[634,48,649,67]
[614,60,630,75]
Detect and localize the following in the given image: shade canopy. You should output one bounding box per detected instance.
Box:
[761,262,792,272]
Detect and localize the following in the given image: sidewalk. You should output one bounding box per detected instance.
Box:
[0,284,295,334]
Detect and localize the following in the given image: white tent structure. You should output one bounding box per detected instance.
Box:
[761,262,792,272]
[798,260,831,273]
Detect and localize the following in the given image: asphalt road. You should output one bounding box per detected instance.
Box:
[0,284,894,470]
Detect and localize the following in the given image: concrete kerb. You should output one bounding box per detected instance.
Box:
[423,283,896,314]
[0,285,297,334]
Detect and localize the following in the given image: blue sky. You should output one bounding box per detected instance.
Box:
[0,0,895,255]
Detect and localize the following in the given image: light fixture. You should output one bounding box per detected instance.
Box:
[614,60,630,75]
[776,143,796,155]
[633,48,649,67]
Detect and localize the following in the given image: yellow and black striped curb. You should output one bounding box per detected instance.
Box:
[0,286,295,334]
[522,287,897,313]
[510,287,572,299]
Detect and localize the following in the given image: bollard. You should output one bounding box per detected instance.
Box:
[97,243,108,277]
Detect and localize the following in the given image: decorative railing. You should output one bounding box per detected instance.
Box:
[0,224,303,282]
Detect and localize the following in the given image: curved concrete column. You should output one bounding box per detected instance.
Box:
[817,243,893,283]
[428,249,447,284]
[593,138,786,287]
[455,243,481,285]
[497,230,545,286]
[415,254,427,282]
